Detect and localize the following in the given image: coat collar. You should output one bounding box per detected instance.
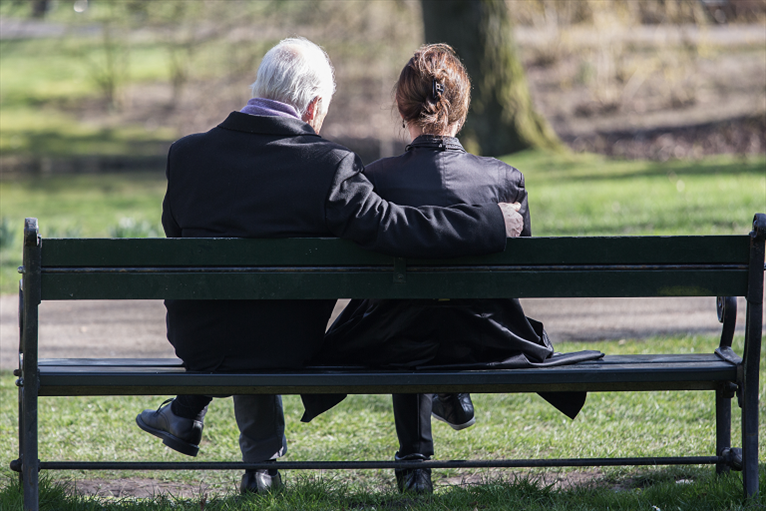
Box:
[218,111,319,137]
[406,135,465,152]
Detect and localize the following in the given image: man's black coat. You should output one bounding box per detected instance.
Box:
[162,112,506,372]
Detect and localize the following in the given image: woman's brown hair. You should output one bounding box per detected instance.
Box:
[395,43,471,135]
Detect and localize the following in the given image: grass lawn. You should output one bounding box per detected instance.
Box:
[511,150,766,236]
[1,335,764,509]
[0,171,167,294]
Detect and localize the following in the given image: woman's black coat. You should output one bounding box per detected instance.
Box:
[302,136,602,421]
[316,135,546,368]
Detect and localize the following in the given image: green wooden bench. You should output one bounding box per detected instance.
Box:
[13,214,765,510]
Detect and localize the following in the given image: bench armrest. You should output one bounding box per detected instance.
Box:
[717,296,737,349]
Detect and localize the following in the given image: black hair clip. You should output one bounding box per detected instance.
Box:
[432,79,444,100]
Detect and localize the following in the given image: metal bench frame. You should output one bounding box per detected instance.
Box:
[14,214,765,510]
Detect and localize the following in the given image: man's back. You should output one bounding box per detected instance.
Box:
[163,112,350,372]
[164,112,345,240]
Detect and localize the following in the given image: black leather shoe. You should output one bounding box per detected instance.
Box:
[431,393,476,430]
[240,463,283,494]
[136,398,205,457]
[394,453,433,495]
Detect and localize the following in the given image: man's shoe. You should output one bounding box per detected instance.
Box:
[136,398,204,457]
[431,393,476,431]
[394,453,433,495]
[240,463,283,494]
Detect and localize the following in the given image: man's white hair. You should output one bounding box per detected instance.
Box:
[251,37,336,116]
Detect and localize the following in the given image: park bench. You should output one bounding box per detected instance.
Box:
[13,214,765,510]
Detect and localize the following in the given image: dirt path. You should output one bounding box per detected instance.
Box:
[1,295,752,370]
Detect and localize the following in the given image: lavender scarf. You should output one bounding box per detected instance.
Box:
[240,98,301,119]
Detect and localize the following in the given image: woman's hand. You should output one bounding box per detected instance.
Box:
[498,202,524,238]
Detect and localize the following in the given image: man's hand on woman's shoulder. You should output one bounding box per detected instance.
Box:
[498,202,523,238]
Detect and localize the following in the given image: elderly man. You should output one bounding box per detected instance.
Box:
[136,37,522,494]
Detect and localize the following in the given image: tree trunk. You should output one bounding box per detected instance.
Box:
[421,0,562,156]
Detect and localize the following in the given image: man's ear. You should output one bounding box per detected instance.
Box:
[303,97,320,122]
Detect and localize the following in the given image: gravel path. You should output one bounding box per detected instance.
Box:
[0,295,752,370]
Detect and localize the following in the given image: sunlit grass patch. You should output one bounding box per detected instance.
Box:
[508,150,766,236]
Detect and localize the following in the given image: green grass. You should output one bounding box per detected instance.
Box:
[1,335,764,509]
[1,470,764,510]
[0,172,167,294]
[510,151,766,236]
[0,38,97,107]
[0,172,166,236]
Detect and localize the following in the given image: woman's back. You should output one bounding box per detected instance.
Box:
[320,133,543,369]
[365,135,531,236]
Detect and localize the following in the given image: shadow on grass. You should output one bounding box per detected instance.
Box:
[1,465,763,510]
[4,129,172,160]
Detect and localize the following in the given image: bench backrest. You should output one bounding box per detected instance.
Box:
[23,218,761,301]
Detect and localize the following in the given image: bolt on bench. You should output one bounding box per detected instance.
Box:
[13,214,765,510]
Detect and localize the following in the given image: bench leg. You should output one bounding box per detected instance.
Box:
[715,384,733,475]
[17,286,24,485]
[21,383,39,511]
[17,377,24,484]
[20,222,42,511]
[741,298,762,499]
[741,216,764,499]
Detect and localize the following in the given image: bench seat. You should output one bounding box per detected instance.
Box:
[36,354,739,396]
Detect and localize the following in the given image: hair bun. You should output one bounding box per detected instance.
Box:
[395,43,471,136]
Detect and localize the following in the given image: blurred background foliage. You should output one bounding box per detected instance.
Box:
[0,0,764,293]
[0,0,426,165]
[1,0,764,166]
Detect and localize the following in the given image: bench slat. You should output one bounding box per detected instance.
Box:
[41,236,750,267]
[40,267,748,300]
[39,358,185,367]
[36,354,729,367]
[36,354,736,396]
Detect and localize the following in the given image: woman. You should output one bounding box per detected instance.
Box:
[307,44,600,494]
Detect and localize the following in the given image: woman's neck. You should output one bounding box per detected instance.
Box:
[407,123,459,141]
